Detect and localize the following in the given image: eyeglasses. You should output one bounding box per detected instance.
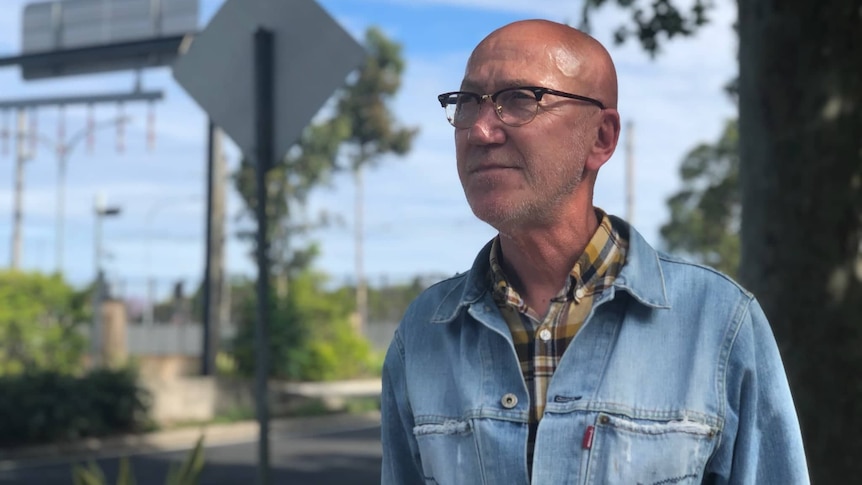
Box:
[437,86,605,128]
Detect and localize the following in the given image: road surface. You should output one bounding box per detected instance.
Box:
[0,418,382,484]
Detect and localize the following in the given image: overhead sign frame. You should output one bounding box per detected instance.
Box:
[0,0,199,80]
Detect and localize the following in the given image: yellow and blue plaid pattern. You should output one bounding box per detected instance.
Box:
[489,209,628,466]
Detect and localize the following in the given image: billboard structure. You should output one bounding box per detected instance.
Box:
[1,0,198,79]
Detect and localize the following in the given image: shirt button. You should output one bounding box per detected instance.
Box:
[501,393,518,409]
[539,328,552,341]
[575,287,585,300]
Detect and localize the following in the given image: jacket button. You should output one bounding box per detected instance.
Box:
[501,393,518,408]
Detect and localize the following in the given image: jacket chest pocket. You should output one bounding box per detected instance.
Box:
[584,413,717,485]
[413,419,482,485]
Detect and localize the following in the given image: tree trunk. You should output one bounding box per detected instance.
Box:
[738,1,862,482]
[355,165,368,336]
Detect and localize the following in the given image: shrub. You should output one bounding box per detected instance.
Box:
[0,270,88,376]
[230,270,379,381]
[0,367,151,447]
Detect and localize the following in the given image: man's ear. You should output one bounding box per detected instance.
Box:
[585,108,621,172]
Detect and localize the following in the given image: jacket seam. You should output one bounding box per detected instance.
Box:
[710,290,752,466]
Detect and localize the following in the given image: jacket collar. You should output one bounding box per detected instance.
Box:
[429,216,670,324]
[608,215,670,309]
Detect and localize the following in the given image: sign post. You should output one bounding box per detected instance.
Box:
[172,1,365,482]
[253,27,274,483]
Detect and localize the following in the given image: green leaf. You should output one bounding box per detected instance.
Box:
[70,460,107,485]
[117,457,137,485]
[165,435,205,485]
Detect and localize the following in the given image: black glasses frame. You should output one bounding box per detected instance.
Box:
[437,86,605,128]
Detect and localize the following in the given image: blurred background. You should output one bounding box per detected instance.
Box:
[0,0,858,484]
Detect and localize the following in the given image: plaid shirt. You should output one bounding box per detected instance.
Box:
[489,209,628,466]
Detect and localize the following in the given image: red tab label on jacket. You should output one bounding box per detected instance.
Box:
[582,425,595,449]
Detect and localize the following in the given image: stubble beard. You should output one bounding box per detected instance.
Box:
[468,144,589,232]
[467,163,584,232]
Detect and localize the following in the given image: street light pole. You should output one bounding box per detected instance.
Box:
[55,117,131,274]
[10,110,28,269]
[91,193,121,367]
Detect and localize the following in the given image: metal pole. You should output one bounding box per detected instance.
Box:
[202,119,215,375]
[92,194,103,367]
[53,117,131,275]
[254,27,274,485]
[10,110,27,269]
[56,150,67,273]
[202,119,225,376]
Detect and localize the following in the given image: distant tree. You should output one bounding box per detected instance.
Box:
[0,271,87,375]
[233,115,350,284]
[660,119,739,277]
[232,27,417,285]
[366,276,430,323]
[229,26,415,380]
[335,26,419,334]
[584,1,862,481]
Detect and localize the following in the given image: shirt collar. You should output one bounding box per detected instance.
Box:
[429,212,670,325]
[488,208,626,308]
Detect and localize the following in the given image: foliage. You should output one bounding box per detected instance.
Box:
[580,0,714,56]
[230,270,379,382]
[232,26,417,276]
[233,120,348,279]
[366,276,432,323]
[334,25,419,331]
[0,367,151,447]
[336,26,418,169]
[71,435,205,485]
[0,270,89,376]
[228,27,414,382]
[660,119,739,276]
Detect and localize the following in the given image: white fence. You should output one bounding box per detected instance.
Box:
[127,323,203,355]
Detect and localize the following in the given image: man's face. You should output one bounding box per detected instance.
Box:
[455,34,598,231]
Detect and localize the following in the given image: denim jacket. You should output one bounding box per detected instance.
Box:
[381,217,809,484]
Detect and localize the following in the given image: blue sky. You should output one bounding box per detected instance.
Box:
[0,0,737,299]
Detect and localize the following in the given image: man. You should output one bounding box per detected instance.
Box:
[381,19,808,484]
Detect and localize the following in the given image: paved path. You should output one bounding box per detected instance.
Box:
[0,412,382,484]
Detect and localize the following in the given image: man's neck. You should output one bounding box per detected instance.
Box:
[496,208,599,316]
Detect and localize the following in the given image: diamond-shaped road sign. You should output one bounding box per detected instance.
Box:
[172,0,365,161]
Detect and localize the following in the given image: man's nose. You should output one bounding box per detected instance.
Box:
[466,101,505,145]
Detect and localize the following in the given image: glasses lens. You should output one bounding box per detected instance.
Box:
[443,93,479,128]
[497,89,538,126]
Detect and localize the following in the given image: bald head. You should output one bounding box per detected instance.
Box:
[467,20,618,109]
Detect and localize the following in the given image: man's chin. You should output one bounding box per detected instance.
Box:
[469,202,522,230]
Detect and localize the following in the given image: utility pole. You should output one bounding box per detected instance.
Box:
[625,120,635,224]
[202,120,226,376]
[0,89,162,272]
[10,110,27,269]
